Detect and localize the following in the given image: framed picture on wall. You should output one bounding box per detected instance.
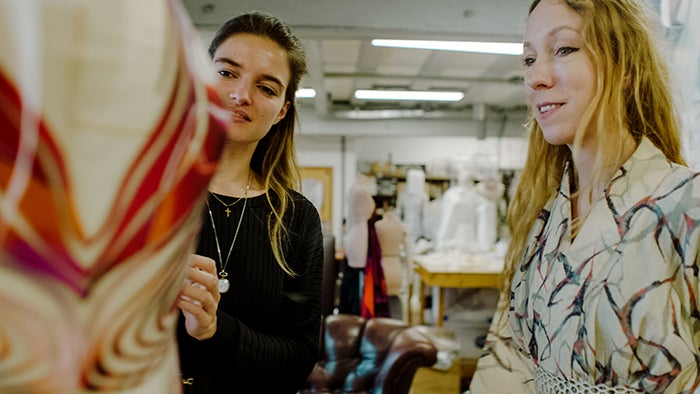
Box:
[300,166,333,232]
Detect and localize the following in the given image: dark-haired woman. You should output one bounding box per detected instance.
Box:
[176,11,323,393]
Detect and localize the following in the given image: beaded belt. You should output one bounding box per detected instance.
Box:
[535,368,642,393]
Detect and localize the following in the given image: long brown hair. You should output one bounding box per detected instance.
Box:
[209,11,307,276]
[499,0,684,316]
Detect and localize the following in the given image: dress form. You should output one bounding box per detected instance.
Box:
[436,170,497,253]
[396,169,428,245]
[475,175,505,204]
[374,210,406,296]
[0,1,224,391]
[344,174,376,268]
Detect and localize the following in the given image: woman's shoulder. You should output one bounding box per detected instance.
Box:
[288,189,317,207]
[634,160,700,219]
[623,139,700,196]
[659,158,700,189]
[285,190,322,242]
[286,189,322,221]
[254,188,315,206]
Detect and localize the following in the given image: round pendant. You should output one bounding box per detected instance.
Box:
[218,278,230,293]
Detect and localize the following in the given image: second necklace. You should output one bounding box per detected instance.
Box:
[206,183,249,294]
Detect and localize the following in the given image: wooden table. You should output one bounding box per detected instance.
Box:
[410,252,503,327]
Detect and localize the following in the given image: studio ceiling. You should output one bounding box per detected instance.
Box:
[183,0,532,121]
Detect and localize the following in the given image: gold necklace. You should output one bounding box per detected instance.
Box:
[209,176,252,218]
[209,193,242,218]
[205,172,251,293]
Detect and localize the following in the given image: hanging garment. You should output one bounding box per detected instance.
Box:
[362,216,391,318]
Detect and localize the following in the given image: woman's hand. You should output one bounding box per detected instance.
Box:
[177,254,220,340]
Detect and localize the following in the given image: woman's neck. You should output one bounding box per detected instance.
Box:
[569,132,637,220]
[209,145,255,197]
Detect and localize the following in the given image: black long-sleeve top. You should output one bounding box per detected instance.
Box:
[177,190,324,393]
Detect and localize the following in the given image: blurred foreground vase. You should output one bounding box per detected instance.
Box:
[0,0,226,392]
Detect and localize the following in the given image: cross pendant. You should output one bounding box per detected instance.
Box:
[225,207,231,217]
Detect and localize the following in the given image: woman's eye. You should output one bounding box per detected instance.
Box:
[556,46,579,56]
[259,85,278,96]
[217,69,236,78]
[522,57,535,67]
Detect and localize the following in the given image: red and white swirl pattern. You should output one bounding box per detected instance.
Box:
[0,0,227,391]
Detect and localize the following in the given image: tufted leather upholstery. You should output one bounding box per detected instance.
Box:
[302,314,438,394]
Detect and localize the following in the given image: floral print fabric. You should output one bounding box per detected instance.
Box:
[470,138,700,393]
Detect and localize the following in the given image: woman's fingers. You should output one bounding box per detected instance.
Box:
[177,297,217,340]
[187,255,221,303]
[178,254,220,339]
[190,254,217,276]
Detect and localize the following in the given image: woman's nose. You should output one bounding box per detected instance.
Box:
[228,84,251,105]
[525,59,554,91]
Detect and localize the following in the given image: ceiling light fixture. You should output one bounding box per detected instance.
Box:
[296,88,316,98]
[354,89,464,102]
[371,39,523,55]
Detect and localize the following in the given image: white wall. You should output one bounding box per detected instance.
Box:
[296,147,356,244]
[341,135,528,173]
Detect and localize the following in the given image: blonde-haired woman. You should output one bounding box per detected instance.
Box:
[470,0,700,392]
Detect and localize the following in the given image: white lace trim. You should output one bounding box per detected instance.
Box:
[534,368,642,393]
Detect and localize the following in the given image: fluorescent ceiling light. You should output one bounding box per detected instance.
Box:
[296,88,316,98]
[354,89,464,102]
[372,39,523,55]
[337,109,426,120]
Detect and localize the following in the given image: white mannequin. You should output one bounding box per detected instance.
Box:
[423,197,442,245]
[344,174,376,268]
[436,170,497,253]
[475,175,505,204]
[396,169,428,244]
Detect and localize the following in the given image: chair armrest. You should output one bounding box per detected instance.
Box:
[375,326,438,393]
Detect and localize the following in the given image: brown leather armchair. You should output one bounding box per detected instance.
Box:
[302,314,438,394]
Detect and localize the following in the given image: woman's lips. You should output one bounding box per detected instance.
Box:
[230,109,251,122]
[538,103,562,113]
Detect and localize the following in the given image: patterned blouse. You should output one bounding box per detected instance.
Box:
[470,138,700,393]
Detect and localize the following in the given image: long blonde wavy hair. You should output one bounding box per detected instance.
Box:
[498,0,685,315]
